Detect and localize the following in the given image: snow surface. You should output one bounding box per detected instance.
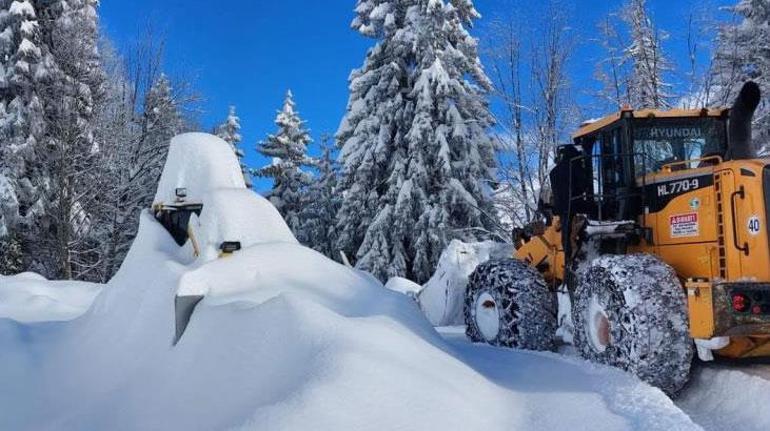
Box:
[677,365,770,431]
[0,273,100,323]
[419,240,514,326]
[0,132,714,430]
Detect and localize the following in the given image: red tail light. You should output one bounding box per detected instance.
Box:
[733,294,749,312]
[753,305,763,315]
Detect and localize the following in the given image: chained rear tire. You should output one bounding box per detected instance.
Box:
[464,259,557,351]
[572,254,693,396]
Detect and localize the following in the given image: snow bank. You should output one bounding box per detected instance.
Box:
[0,273,100,323]
[419,240,514,326]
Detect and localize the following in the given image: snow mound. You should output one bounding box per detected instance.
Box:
[153,132,246,204]
[0,273,100,323]
[419,240,514,326]
[192,189,296,262]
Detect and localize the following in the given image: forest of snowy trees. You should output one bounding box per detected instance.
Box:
[1,0,769,285]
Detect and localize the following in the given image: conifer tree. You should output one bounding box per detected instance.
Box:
[216,105,252,188]
[255,90,313,236]
[299,136,341,259]
[0,0,46,267]
[337,0,497,282]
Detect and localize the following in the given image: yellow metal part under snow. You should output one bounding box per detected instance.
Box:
[718,336,770,359]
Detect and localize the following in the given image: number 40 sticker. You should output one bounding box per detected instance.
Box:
[748,216,762,236]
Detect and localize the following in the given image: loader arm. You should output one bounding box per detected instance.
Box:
[512,217,566,288]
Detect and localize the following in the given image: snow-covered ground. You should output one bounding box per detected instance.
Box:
[0,273,100,323]
[0,132,766,430]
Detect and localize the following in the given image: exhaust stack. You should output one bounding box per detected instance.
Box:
[727,81,761,160]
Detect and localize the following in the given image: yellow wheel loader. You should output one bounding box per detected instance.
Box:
[464,82,769,395]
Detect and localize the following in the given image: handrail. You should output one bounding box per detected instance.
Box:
[731,186,749,256]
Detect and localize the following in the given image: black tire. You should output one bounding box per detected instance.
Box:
[464,259,557,351]
[572,254,693,396]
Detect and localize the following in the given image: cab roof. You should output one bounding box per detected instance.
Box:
[572,107,729,140]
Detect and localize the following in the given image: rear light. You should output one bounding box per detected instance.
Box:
[733,293,749,312]
[753,305,764,315]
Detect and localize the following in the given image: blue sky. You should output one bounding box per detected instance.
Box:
[99,0,735,192]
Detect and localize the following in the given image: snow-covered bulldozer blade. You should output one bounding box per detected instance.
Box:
[174,294,204,344]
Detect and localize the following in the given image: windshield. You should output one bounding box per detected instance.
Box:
[633,118,726,175]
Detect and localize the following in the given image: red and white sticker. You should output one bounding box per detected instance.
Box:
[670,213,699,238]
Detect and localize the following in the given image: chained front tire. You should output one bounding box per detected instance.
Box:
[464,259,557,351]
[572,254,693,396]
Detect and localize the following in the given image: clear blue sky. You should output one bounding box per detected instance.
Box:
[99,0,734,193]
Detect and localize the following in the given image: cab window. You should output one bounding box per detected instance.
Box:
[632,118,726,175]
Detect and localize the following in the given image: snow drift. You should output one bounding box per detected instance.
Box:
[0,273,99,323]
[0,133,700,430]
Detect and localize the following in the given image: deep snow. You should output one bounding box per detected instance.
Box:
[0,273,99,323]
[0,132,732,430]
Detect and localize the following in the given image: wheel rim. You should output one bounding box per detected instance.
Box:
[586,294,611,353]
[474,292,501,342]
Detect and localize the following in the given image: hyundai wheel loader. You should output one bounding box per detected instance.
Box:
[463,82,769,395]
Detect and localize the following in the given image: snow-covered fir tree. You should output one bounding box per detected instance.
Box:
[0,0,106,279]
[622,0,673,109]
[216,105,252,188]
[713,0,770,152]
[336,0,497,283]
[255,90,313,237]
[0,0,46,270]
[298,136,341,259]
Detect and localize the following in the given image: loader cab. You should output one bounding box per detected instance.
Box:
[569,109,730,222]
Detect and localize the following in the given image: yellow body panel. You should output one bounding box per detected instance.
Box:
[686,281,715,339]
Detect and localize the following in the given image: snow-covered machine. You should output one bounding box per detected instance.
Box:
[150,133,297,343]
[464,82,770,395]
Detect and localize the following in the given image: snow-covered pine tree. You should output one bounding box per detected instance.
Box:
[255,90,313,237]
[216,105,252,188]
[298,136,341,259]
[712,0,770,153]
[0,0,46,272]
[622,0,673,109]
[337,0,497,283]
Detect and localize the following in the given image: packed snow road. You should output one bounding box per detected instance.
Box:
[439,326,770,431]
